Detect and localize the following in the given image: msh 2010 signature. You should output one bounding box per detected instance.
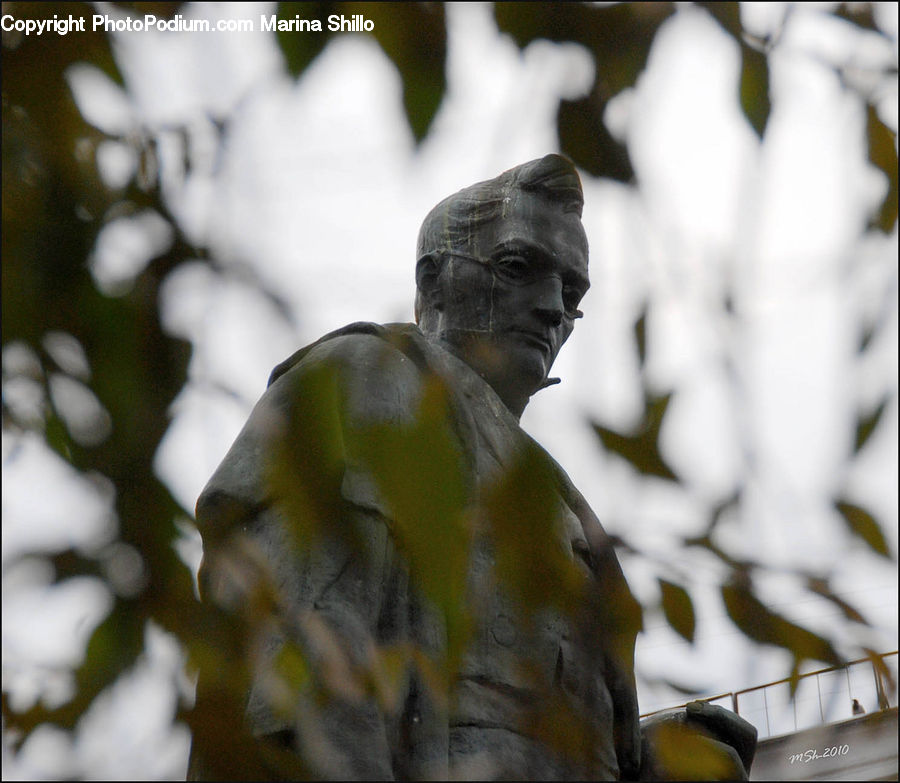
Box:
[789,744,850,764]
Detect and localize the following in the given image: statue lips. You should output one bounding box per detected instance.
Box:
[507,327,554,357]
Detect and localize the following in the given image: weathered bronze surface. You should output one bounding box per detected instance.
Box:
[188,156,755,780]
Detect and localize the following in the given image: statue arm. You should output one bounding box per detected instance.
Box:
[637,701,757,780]
[554,471,643,779]
[193,333,429,779]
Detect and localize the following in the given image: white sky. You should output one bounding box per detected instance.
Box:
[2,2,898,779]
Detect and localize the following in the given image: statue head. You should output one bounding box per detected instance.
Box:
[415,154,590,418]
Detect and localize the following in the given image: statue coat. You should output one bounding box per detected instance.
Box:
[189,323,642,780]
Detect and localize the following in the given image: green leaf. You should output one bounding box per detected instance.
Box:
[835,500,892,559]
[704,489,741,537]
[658,578,696,643]
[266,360,348,550]
[272,3,447,143]
[866,103,899,233]
[858,321,877,353]
[483,438,587,619]
[358,2,447,143]
[787,659,802,699]
[5,601,144,737]
[495,2,674,181]
[721,573,843,669]
[495,2,671,90]
[274,2,334,78]
[591,391,678,481]
[696,2,771,138]
[738,42,771,138]
[833,3,886,36]
[863,647,897,708]
[48,549,105,581]
[806,576,869,625]
[357,373,473,664]
[557,91,634,181]
[2,2,125,88]
[854,397,888,453]
[641,673,706,696]
[661,678,705,697]
[649,719,747,780]
[633,306,648,367]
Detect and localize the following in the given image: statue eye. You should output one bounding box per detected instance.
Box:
[494,255,531,281]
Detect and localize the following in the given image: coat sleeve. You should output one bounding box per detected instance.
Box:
[553,467,643,780]
[192,333,429,780]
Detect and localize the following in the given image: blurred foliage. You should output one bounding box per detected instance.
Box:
[658,579,696,645]
[695,1,771,138]
[721,570,843,693]
[2,0,897,779]
[641,718,742,780]
[495,1,674,180]
[355,373,474,668]
[3,0,197,744]
[591,391,678,482]
[276,2,446,141]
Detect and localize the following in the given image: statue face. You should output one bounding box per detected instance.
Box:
[433,190,589,416]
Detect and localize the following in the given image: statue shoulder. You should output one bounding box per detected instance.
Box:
[266,322,430,425]
[195,324,431,534]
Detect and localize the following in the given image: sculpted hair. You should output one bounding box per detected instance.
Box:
[415,154,584,321]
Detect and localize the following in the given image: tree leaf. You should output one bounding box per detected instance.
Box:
[591,391,678,481]
[483,438,587,619]
[835,500,892,559]
[737,38,771,138]
[833,3,887,36]
[863,647,897,708]
[266,360,349,550]
[697,2,771,138]
[356,2,447,143]
[274,2,334,78]
[4,601,144,737]
[633,305,648,367]
[357,373,473,664]
[658,578,696,643]
[805,576,869,625]
[721,573,843,668]
[858,321,877,353]
[645,719,744,780]
[866,103,899,233]
[494,2,673,181]
[639,674,706,697]
[557,91,634,181]
[272,3,447,143]
[704,489,741,537]
[854,396,888,453]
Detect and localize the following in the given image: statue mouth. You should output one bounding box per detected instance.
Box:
[508,328,553,355]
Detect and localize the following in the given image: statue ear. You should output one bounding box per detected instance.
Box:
[415,253,444,312]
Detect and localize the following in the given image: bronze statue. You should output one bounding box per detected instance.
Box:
[188,155,755,780]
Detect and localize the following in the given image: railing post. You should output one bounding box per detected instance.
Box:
[873,656,888,710]
[793,684,798,732]
[816,672,825,723]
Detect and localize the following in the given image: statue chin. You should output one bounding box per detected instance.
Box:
[437,328,551,411]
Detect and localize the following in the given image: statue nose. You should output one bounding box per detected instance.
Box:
[532,277,565,327]
[535,306,563,328]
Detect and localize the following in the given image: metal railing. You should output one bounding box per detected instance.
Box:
[640,651,898,741]
[733,651,897,739]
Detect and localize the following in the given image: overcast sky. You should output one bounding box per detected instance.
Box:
[3,2,898,779]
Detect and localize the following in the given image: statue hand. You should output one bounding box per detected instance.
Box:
[637,701,757,781]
